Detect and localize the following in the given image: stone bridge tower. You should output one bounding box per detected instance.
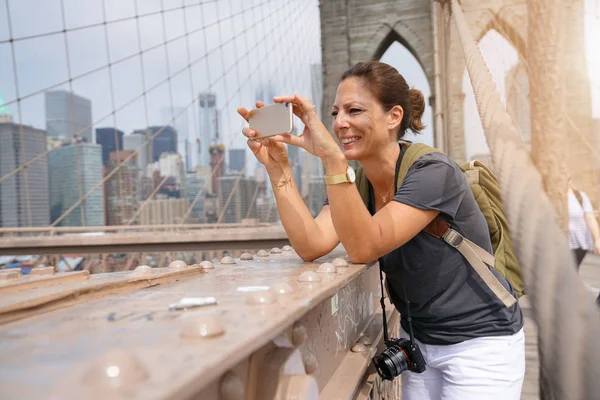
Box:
[319,0,594,194]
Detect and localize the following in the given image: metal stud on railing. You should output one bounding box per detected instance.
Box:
[246,290,277,305]
[297,271,321,282]
[256,249,269,257]
[199,261,215,270]
[270,247,282,254]
[292,323,307,346]
[357,335,373,346]
[240,253,254,260]
[282,245,293,251]
[82,348,148,390]
[180,315,225,339]
[331,258,348,268]
[316,263,336,273]
[220,371,245,400]
[220,256,236,265]
[351,343,368,353]
[168,260,188,270]
[129,265,152,277]
[302,351,318,374]
[271,282,294,294]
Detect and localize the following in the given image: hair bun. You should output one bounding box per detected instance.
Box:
[408,88,425,134]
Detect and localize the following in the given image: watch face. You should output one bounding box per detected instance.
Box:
[347,166,356,183]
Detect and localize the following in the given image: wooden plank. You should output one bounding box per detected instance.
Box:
[0,266,204,324]
[0,271,90,295]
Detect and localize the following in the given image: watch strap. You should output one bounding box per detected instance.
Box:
[324,173,349,185]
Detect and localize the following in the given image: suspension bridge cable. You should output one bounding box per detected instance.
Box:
[49,0,283,227]
[0,0,273,187]
[450,2,600,399]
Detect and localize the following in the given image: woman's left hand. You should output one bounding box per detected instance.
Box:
[270,94,342,161]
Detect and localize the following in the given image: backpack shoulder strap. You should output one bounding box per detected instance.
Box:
[397,143,441,188]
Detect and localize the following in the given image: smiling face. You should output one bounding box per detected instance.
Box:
[331,77,401,160]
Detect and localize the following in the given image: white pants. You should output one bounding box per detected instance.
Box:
[400,328,525,400]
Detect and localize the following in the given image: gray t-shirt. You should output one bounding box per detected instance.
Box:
[381,152,523,345]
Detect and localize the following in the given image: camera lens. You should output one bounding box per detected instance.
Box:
[372,341,411,381]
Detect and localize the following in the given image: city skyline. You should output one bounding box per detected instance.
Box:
[0,0,322,157]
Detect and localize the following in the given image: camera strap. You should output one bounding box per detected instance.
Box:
[370,143,417,345]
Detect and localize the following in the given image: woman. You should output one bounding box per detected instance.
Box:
[238,61,524,400]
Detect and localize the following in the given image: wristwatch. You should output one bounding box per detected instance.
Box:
[324,165,356,185]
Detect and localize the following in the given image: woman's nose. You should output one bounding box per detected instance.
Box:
[333,113,349,132]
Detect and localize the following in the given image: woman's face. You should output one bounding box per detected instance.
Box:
[331,77,398,160]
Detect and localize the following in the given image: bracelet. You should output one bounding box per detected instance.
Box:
[272,176,292,188]
[271,169,292,188]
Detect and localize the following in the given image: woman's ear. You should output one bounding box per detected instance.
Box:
[388,105,403,130]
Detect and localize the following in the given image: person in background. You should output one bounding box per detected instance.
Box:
[568,182,600,269]
[567,181,600,307]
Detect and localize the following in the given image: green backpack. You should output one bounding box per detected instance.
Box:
[355,143,524,306]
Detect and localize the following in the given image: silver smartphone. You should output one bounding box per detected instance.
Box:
[248,103,294,138]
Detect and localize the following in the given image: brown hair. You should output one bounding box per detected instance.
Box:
[340,61,425,138]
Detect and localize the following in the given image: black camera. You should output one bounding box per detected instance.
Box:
[372,338,426,380]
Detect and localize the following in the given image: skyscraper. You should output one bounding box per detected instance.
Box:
[146,153,185,198]
[228,148,246,174]
[0,120,50,227]
[185,173,208,223]
[198,92,217,167]
[124,132,149,178]
[96,127,124,166]
[139,197,189,225]
[184,139,192,173]
[218,174,258,223]
[49,143,104,227]
[161,106,191,171]
[105,150,138,226]
[147,126,177,162]
[45,90,93,143]
[210,144,225,196]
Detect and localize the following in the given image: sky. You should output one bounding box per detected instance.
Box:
[0,0,599,166]
[0,0,322,170]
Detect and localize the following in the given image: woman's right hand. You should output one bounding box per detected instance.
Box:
[237,101,289,173]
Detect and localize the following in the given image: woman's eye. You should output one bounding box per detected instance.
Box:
[350,108,362,114]
[331,111,338,117]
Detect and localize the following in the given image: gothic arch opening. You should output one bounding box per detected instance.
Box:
[378,41,434,146]
[372,27,427,75]
[462,29,529,162]
[475,13,528,63]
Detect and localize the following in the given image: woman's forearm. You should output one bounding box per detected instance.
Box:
[322,155,382,262]
[268,163,331,260]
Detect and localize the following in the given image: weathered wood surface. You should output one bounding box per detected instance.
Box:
[0,247,379,400]
[0,266,204,324]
